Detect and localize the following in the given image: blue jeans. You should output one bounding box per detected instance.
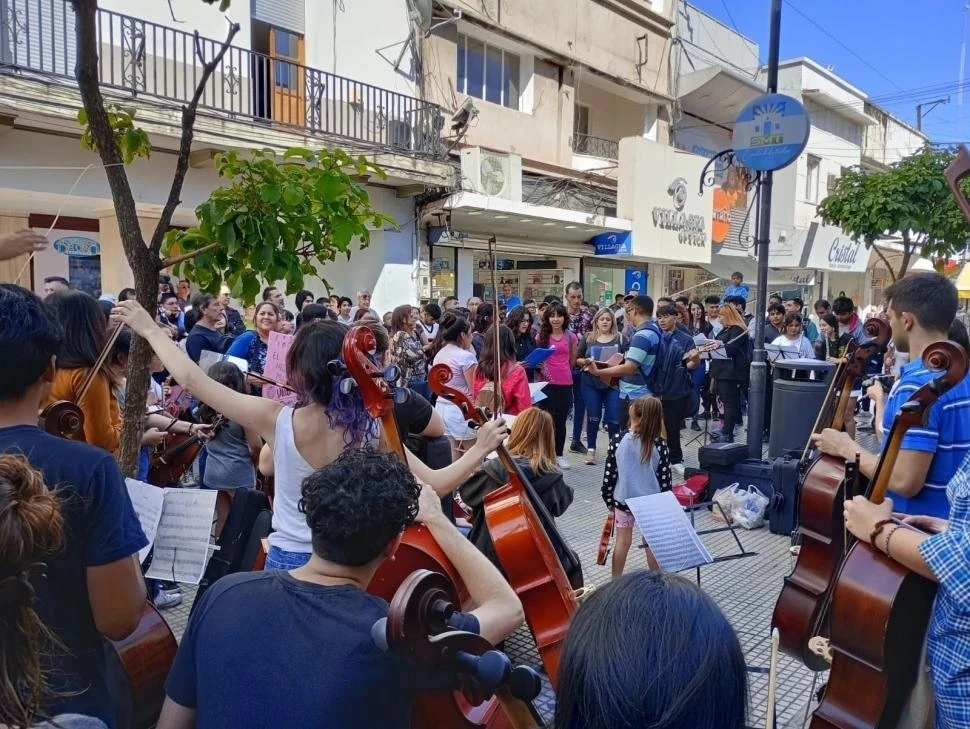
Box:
[581,381,620,450]
[265,545,311,570]
[571,369,586,444]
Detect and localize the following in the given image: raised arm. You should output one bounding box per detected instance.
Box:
[406,419,509,497]
[111,301,282,442]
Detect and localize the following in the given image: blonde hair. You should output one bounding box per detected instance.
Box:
[627,396,666,464]
[718,304,747,330]
[586,308,618,344]
[506,408,559,474]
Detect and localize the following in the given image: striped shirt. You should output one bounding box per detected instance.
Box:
[881,358,970,518]
[918,450,970,728]
[619,321,659,400]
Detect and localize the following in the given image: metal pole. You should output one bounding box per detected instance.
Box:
[746,0,783,459]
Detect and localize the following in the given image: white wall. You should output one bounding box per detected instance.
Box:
[306,0,418,97]
[99,0,252,49]
[677,3,759,78]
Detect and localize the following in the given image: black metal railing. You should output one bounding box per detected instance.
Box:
[0,0,445,156]
[570,133,619,160]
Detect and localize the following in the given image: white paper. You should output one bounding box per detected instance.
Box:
[198,350,249,376]
[125,479,166,564]
[145,489,218,584]
[529,381,548,404]
[625,492,714,572]
[765,344,802,361]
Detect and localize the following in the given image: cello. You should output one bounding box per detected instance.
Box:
[811,340,966,729]
[429,363,582,684]
[377,569,545,729]
[338,324,511,729]
[771,317,890,670]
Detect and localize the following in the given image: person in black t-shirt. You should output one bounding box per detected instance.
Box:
[157,449,523,729]
[0,284,147,727]
[184,293,230,363]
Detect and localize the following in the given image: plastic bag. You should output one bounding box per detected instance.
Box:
[711,483,741,524]
[733,485,769,530]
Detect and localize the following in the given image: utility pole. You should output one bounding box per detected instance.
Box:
[745,0,783,459]
[916,97,950,132]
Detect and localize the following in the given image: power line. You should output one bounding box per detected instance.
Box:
[782,0,904,92]
[719,0,762,64]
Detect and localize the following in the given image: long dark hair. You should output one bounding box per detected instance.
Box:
[198,361,246,424]
[477,325,517,382]
[538,301,568,346]
[431,311,470,358]
[46,290,106,369]
[689,298,707,333]
[474,303,495,335]
[820,312,839,340]
[286,320,375,446]
[505,305,532,338]
[555,571,747,729]
[0,455,64,728]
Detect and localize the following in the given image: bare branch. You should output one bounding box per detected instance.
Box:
[149,19,241,256]
[871,243,898,284]
[71,0,151,268]
[160,241,220,269]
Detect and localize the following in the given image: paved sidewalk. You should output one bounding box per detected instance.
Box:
[161,417,875,727]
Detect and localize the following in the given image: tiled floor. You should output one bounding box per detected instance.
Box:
[161,417,881,728]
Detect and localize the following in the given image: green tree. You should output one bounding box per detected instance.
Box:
[817,146,970,282]
[71,0,391,473]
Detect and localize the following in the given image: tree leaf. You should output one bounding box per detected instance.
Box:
[332,221,354,249]
[260,183,282,204]
[282,186,304,207]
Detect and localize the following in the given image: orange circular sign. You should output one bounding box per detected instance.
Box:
[712,188,731,244]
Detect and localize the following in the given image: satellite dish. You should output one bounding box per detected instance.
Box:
[407,0,433,33]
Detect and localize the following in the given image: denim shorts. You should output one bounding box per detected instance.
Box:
[264,545,311,570]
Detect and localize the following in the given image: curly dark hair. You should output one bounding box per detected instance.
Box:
[538,301,568,347]
[299,448,420,566]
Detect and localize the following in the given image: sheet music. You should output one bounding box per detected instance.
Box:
[198,350,249,375]
[529,381,547,404]
[693,335,728,360]
[625,492,713,572]
[145,489,218,584]
[125,479,165,564]
[765,344,802,361]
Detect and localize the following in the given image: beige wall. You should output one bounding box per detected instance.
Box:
[575,83,650,144]
[99,214,160,295]
[0,215,31,286]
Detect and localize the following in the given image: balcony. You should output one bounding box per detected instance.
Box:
[0,0,445,157]
[570,133,620,161]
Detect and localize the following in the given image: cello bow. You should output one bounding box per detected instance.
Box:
[337,325,509,729]
[811,340,967,729]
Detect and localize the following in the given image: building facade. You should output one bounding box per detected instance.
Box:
[0,0,451,314]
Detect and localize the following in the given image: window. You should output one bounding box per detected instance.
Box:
[272,29,302,90]
[805,155,820,202]
[574,104,590,136]
[457,33,521,110]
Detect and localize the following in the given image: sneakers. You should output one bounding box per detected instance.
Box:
[154,589,182,610]
[568,441,585,454]
[557,456,571,470]
[585,449,596,465]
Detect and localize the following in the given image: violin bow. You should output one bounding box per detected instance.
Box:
[488,235,502,418]
[77,323,125,404]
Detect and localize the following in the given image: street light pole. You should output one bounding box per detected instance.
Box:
[746,0,783,458]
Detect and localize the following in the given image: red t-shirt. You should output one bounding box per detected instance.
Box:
[473,362,532,415]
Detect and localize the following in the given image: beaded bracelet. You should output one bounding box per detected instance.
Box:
[884,524,906,558]
[869,518,895,548]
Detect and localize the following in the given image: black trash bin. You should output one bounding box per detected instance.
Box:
[768,358,835,458]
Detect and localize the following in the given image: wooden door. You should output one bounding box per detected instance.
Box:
[269,28,305,127]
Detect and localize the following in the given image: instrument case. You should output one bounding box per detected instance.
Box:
[698,441,748,468]
[769,455,801,538]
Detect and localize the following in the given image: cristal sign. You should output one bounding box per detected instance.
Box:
[733,93,810,172]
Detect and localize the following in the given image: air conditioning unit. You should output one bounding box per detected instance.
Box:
[460,147,522,202]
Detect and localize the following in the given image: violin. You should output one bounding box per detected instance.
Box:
[811,340,967,729]
[595,510,615,566]
[337,324,507,729]
[771,317,890,670]
[147,415,225,487]
[377,569,544,729]
[430,363,581,685]
[38,323,124,439]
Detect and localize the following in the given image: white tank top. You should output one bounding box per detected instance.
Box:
[268,407,315,553]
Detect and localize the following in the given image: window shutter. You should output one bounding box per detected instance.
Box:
[251,0,305,34]
[826,173,838,195]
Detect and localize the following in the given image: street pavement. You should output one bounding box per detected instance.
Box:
[162,417,882,728]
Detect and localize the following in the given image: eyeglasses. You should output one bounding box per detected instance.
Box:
[946,146,970,223]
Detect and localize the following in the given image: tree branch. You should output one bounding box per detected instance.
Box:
[149,19,241,256]
[871,243,898,284]
[71,0,151,269]
[160,241,221,269]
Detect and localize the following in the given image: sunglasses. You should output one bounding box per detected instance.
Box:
[946,146,970,223]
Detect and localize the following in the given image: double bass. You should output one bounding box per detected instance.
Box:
[338,325,511,729]
[811,340,966,728]
[771,317,890,670]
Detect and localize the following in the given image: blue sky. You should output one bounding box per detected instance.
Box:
[687,0,969,143]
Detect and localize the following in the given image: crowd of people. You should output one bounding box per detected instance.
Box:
[3,220,970,728]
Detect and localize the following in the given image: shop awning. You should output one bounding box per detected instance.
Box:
[441,191,631,249]
[678,66,764,128]
[701,253,817,288]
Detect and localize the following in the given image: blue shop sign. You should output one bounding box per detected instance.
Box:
[52,236,101,257]
[591,231,632,256]
[624,269,646,295]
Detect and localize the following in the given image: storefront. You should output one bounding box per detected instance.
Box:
[31,216,102,297]
[582,232,649,308]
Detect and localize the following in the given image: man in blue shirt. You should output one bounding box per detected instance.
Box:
[587,295,659,429]
[158,448,524,729]
[0,284,148,726]
[722,272,749,303]
[814,273,970,518]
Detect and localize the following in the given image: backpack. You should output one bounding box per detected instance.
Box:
[641,324,694,402]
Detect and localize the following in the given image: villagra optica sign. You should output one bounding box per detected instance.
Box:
[732,94,810,172]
